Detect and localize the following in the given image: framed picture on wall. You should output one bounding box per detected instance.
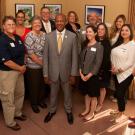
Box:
[85,5,105,24]
[15,4,35,28]
[44,4,62,20]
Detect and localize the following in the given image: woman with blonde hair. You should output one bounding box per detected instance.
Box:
[110,14,126,46]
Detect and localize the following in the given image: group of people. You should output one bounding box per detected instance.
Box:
[0,6,135,131]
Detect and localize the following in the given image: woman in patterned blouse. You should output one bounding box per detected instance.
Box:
[25,16,47,113]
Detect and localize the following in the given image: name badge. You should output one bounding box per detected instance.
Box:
[10,43,15,47]
[91,47,96,52]
[82,31,86,34]
[19,40,22,44]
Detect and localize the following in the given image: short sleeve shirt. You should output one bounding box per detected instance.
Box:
[0,33,25,71]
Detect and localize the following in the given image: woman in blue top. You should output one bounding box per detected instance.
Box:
[0,16,26,131]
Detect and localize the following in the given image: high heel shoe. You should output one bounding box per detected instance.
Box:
[83,114,95,122]
[79,111,90,118]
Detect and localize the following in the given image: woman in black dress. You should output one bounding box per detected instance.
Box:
[79,25,103,121]
[65,11,82,53]
[95,23,111,112]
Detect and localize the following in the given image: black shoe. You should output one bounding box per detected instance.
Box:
[31,105,40,113]
[67,112,74,125]
[15,114,27,121]
[44,112,56,123]
[38,102,47,109]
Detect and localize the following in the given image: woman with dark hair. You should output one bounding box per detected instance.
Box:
[109,14,126,102]
[111,24,135,123]
[0,16,26,130]
[79,25,103,121]
[95,23,111,112]
[15,10,31,42]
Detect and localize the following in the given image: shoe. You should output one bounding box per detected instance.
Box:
[128,122,135,129]
[31,105,40,113]
[115,114,127,123]
[15,114,27,121]
[110,110,119,115]
[112,98,117,103]
[83,113,94,122]
[44,112,56,123]
[129,116,135,122]
[8,123,21,131]
[79,113,88,118]
[38,102,47,109]
[95,105,102,113]
[67,112,74,125]
[110,95,114,100]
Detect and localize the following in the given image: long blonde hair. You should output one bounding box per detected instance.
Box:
[110,14,126,39]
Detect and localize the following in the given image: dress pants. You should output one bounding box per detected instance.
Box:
[26,68,45,106]
[114,75,133,112]
[0,70,24,127]
[49,78,72,113]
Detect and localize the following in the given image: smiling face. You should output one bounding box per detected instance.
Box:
[120,25,131,41]
[3,19,16,34]
[68,13,76,23]
[32,19,42,32]
[86,27,96,41]
[16,12,25,25]
[97,24,106,38]
[40,8,50,22]
[55,14,66,32]
[115,18,125,30]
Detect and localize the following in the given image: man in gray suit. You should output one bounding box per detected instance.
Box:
[43,14,78,124]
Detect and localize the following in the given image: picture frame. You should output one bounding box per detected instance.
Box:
[15,4,35,28]
[44,4,62,20]
[85,5,105,25]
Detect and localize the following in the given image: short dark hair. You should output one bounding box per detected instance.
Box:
[55,13,67,22]
[86,25,97,33]
[2,16,16,25]
[16,10,25,18]
[40,6,50,12]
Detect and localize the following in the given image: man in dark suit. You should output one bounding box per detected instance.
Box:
[43,14,78,124]
[40,7,56,33]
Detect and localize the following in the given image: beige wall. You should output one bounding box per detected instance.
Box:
[5,0,129,26]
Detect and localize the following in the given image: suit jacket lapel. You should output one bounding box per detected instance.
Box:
[53,31,59,55]
[60,30,68,55]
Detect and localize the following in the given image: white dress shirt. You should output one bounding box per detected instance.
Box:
[42,20,51,33]
[111,41,135,83]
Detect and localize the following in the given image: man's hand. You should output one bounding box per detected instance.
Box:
[44,77,52,85]
[69,76,76,85]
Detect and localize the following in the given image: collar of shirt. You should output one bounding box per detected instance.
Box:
[42,20,51,33]
[56,29,66,41]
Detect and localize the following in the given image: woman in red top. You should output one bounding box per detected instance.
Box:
[15,10,31,42]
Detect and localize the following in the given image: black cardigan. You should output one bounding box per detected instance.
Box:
[65,23,81,34]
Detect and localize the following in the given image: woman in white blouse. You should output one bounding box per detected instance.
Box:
[111,24,135,123]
